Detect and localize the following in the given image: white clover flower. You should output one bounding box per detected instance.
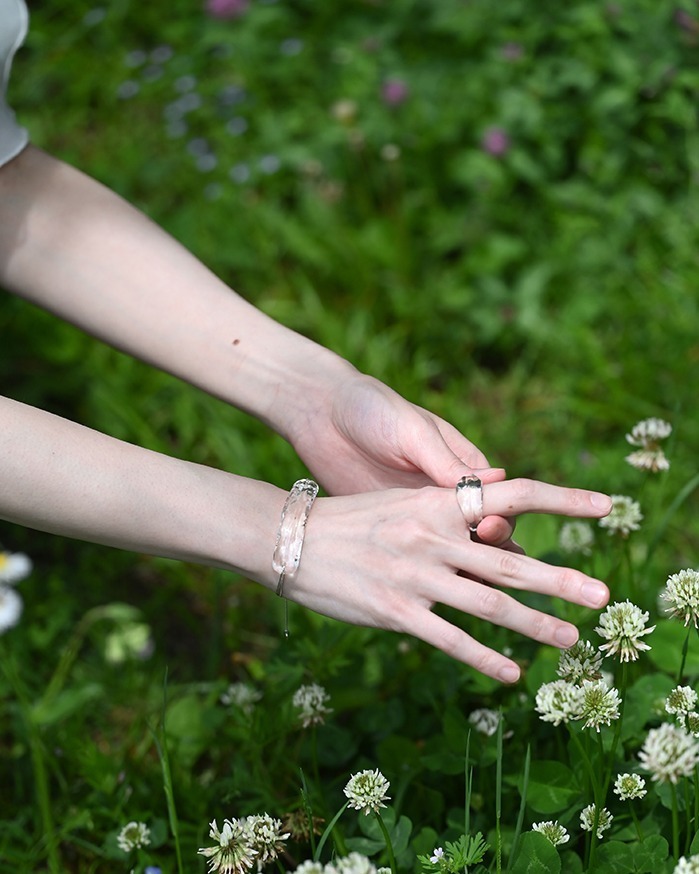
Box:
[613,773,647,800]
[674,856,699,874]
[557,640,604,683]
[535,680,584,726]
[626,448,670,473]
[559,521,595,556]
[687,713,699,737]
[326,853,381,874]
[344,769,391,815]
[666,686,698,717]
[221,682,263,715]
[661,569,699,627]
[293,683,333,728]
[579,804,613,839]
[295,863,325,874]
[595,600,654,662]
[117,821,151,852]
[198,818,257,874]
[577,679,622,732]
[0,585,23,634]
[468,708,501,737]
[531,821,570,847]
[599,495,643,537]
[639,722,699,784]
[626,418,672,447]
[0,550,32,585]
[104,621,153,664]
[625,418,671,472]
[243,814,289,869]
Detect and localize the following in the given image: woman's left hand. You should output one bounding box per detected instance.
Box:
[288,372,516,547]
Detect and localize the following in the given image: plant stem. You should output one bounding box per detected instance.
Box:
[151,672,184,874]
[671,783,680,861]
[464,730,472,839]
[374,811,397,874]
[678,626,692,685]
[507,745,531,872]
[629,801,644,842]
[314,802,348,862]
[0,645,61,874]
[495,714,503,874]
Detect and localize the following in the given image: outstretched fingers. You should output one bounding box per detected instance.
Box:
[447,539,610,609]
[482,478,612,520]
[398,603,523,683]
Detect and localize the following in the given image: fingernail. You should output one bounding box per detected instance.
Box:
[591,492,612,512]
[499,664,520,684]
[582,581,608,608]
[555,625,578,647]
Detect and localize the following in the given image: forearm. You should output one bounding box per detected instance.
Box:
[0,145,353,438]
[0,394,284,584]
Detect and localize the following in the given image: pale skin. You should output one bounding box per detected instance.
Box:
[0,145,612,683]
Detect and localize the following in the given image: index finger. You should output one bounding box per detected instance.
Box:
[482,478,612,520]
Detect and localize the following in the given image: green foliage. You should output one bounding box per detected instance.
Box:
[4,0,699,872]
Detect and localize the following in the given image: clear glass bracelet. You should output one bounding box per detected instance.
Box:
[272,478,319,598]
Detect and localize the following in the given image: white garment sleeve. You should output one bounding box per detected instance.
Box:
[0,0,29,167]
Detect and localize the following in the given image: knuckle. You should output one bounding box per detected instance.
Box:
[528,612,549,642]
[553,567,578,598]
[496,550,524,581]
[478,586,508,621]
[512,478,536,499]
[435,623,465,659]
[470,646,501,680]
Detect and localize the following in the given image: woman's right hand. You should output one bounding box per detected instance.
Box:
[285,479,611,684]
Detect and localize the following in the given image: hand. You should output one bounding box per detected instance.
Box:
[289,372,514,545]
[285,479,612,683]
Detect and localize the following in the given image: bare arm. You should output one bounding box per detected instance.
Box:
[0,145,348,440]
[0,396,611,683]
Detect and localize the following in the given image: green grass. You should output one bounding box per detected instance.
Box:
[3,0,699,871]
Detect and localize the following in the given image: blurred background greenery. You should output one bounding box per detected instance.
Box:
[2,1,699,869]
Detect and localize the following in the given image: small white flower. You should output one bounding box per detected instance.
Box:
[198,818,257,874]
[430,847,445,863]
[674,855,699,874]
[626,418,672,446]
[221,682,263,715]
[577,679,622,732]
[468,708,501,736]
[666,686,698,717]
[0,586,23,634]
[613,773,647,800]
[243,814,289,868]
[599,495,643,537]
[626,448,670,472]
[294,863,325,874]
[662,569,699,627]
[595,600,654,662]
[579,804,613,839]
[0,551,32,585]
[344,769,391,815]
[531,821,570,846]
[687,712,699,737]
[117,821,151,852]
[104,621,153,664]
[557,640,604,683]
[559,521,595,556]
[327,852,380,874]
[625,418,672,472]
[293,683,333,728]
[639,722,699,784]
[535,680,584,726]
